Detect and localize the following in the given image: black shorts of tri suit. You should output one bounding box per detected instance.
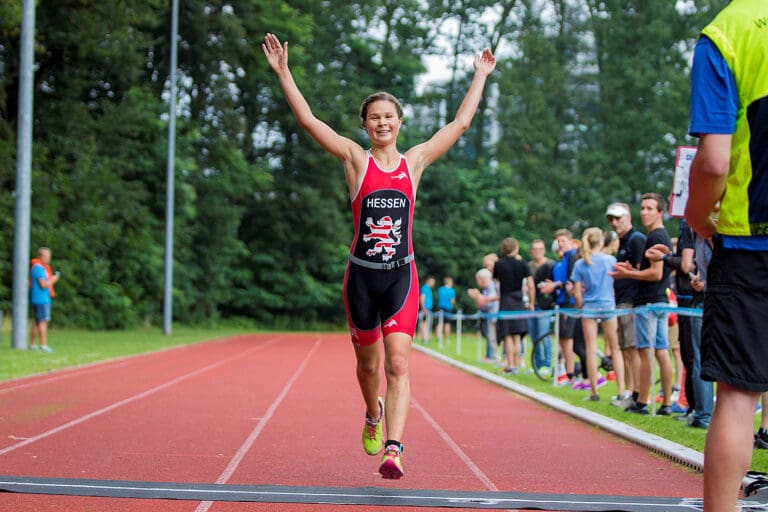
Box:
[342,260,419,346]
[701,238,768,392]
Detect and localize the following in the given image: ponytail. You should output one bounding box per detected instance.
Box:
[581,227,604,266]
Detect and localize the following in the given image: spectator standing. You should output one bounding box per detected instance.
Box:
[493,238,534,375]
[419,276,435,342]
[29,247,60,353]
[571,228,625,402]
[482,253,501,359]
[652,186,714,425]
[539,229,578,384]
[436,277,456,339]
[685,4,768,505]
[611,193,674,415]
[602,230,619,256]
[528,239,555,374]
[647,220,699,419]
[606,202,645,407]
[666,286,683,405]
[682,223,714,429]
[467,268,499,362]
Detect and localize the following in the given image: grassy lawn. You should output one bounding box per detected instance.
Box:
[0,324,251,382]
[424,330,768,473]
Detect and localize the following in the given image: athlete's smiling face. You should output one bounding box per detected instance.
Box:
[364,100,402,146]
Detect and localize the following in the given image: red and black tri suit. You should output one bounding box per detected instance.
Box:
[343,150,419,346]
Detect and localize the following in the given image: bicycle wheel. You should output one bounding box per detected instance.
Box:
[530,335,552,381]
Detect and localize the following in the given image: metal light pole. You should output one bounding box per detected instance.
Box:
[163,0,179,335]
[11,0,36,349]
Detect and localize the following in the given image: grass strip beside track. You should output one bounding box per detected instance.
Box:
[0,325,252,381]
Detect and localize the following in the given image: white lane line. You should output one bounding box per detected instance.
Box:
[194,337,323,512]
[0,359,134,395]
[0,334,245,395]
[410,397,499,492]
[0,337,281,456]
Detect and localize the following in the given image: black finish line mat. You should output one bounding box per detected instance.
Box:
[2,476,768,511]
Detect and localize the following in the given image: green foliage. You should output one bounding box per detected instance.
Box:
[0,0,730,328]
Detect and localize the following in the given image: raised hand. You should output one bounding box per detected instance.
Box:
[262,32,289,74]
[474,48,496,76]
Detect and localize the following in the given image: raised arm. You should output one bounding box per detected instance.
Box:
[406,49,496,182]
[262,34,365,186]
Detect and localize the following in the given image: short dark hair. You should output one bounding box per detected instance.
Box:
[641,192,666,212]
[501,237,519,255]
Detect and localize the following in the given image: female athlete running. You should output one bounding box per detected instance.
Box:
[263,32,495,479]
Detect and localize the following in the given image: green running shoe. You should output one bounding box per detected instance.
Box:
[362,396,384,456]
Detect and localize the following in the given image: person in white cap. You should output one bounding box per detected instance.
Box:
[605,202,644,408]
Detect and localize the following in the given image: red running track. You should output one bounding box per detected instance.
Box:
[0,333,702,511]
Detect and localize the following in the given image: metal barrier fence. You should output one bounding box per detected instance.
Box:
[423,305,703,413]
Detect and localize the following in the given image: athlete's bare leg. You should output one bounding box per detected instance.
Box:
[382,332,411,442]
[354,340,383,421]
[704,383,759,512]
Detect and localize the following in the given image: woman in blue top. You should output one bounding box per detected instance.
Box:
[571,228,625,401]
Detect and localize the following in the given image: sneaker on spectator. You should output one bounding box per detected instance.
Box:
[556,373,570,386]
[40,345,55,354]
[610,396,632,408]
[689,419,709,429]
[584,394,600,402]
[571,380,587,390]
[670,385,681,404]
[596,376,607,388]
[625,402,650,415]
[755,430,768,449]
[671,402,687,414]
[656,405,673,416]
[502,366,518,375]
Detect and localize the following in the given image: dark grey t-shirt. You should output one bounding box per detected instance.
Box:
[634,227,673,306]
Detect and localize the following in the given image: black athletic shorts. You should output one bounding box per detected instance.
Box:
[342,260,419,346]
[558,313,578,340]
[701,238,768,392]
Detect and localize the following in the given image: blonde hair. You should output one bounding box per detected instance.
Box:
[580,227,604,266]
